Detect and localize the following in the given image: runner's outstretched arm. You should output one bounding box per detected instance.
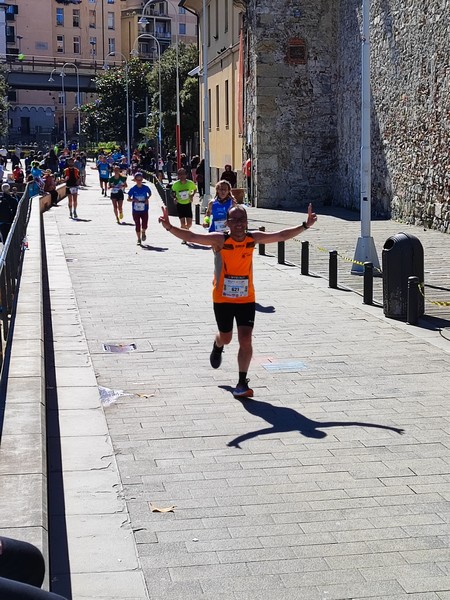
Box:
[159,206,223,248]
[252,203,317,244]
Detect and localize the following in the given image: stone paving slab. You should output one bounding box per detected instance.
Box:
[45,167,450,599]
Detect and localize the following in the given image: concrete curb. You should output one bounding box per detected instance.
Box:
[0,196,49,578]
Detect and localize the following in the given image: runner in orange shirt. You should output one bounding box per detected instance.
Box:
[159,203,317,397]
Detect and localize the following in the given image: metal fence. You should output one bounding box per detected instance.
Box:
[0,184,32,372]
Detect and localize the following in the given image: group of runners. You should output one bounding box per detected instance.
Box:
[90,159,318,397]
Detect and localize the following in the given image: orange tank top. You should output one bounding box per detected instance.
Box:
[213,233,256,303]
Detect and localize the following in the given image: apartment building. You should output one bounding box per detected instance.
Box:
[121,0,197,63]
[180,0,244,186]
[3,0,194,146]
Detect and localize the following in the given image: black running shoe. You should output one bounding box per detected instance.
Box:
[210,343,223,369]
[233,379,254,398]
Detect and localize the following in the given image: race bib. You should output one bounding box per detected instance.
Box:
[69,187,78,194]
[112,186,121,192]
[133,201,146,211]
[179,190,190,200]
[214,220,227,233]
[223,276,249,298]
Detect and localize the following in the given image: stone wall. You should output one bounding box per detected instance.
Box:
[246,0,450,230]
[245,0,339,210]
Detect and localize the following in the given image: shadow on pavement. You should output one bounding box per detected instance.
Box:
[187,243,212,250]
[120,222,135,226]
[72,218,92,223]
[221,396,404,449]
[255,303,276,313]
[140,244,168,252]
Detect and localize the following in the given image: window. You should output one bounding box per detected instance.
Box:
[89,36,97,55]
[5,25,15,43]
[215,0,219,40]
[207,4,211,46]
[73,36,81,54]
[225,79,229,128]
[224,0,228,33]
[179,23,186,35]
[208,88,211,130]
[287,39,307,65]
[89,10,96,28]
[179,7,186,14]
[56,35,64,53]
[107,0,115,3]
[73,9,80,27]
[56,8,64,26]
[108,38,115,54]
[107,12,115,29]
[58,92,65,105]
[216,84,220,129]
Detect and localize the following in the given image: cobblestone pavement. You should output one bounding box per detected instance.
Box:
[46,168,450,599]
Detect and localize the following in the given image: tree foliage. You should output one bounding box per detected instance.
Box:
[0,64,9,138]
[143,43,199,151]
[81,57,151,144]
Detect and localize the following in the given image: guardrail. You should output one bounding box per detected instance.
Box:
[0,184,32,373]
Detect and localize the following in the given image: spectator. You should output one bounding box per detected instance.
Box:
[0,536,68,599]
[43,170,59,206]
[220,164,237,188]
[0,183,18,243]
[196,158,205,198]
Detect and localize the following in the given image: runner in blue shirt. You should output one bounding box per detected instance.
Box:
[203,180,236,233]
[127,172,151,246]
[96,155,110,196]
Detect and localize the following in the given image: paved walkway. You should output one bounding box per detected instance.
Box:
[44,167,450,599]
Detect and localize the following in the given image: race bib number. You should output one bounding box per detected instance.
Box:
[69,187,78,194]
[214,220,227,233]
[133,201,146,211]
[223,276,249,298]
[179,190,190,200]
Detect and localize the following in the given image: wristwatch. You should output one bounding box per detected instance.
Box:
[302,221,309,229]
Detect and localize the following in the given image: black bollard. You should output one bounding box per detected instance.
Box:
[301,241,309,275]
[329,250,338,289]
[258,226,265,255]
[407,276,420,325]
[195,203,200,225]
[278,241,285,264]
[363,262,373,305]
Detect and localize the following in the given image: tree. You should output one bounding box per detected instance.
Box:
[0,64,9,138]
[81,57,151,145]
[142,43,199,152]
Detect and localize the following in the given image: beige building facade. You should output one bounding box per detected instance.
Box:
[173,0,245,184]
[3,0,195,146]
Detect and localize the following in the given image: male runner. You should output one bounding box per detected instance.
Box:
[159,203,317,397]
[171,168,197,243]
[96,155,110,196]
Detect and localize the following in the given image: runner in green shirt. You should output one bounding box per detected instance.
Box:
[108,165,127,224]
[171,168,197,244]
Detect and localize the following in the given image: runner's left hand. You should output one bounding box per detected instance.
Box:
[306,203,317,229]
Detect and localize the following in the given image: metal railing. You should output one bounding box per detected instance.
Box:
[0,184,32,372]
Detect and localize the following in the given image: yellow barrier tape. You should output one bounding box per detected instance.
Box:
[418,282,450,307]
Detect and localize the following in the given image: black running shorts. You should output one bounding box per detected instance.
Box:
[213,302,255,333]
[177,202,193,219]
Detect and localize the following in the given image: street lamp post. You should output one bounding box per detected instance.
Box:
[352,0,380,274]
[104,51,131,166]
[49,68,67,148]
[201,0,210,210]
[48,63,81,149]
[132,34,162,164]
[139,0,181,168]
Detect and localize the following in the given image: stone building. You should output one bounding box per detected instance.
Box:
[244,0,450,231]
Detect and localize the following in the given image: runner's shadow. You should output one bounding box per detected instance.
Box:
[140,244,168,252]
[255,303,275,313]
[187,243,212,250]
[220,394,404,449]
[120,222,136,226]
[72,218,92,223]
